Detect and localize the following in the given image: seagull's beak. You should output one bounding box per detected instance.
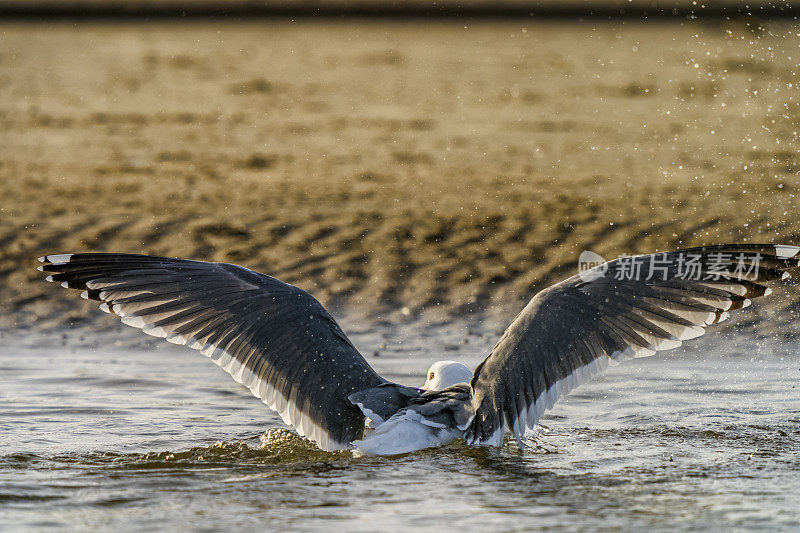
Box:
[421,375,433,390]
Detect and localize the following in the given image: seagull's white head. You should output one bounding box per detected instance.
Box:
[422,361,472,391]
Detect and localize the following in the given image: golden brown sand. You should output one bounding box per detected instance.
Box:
[1,20,798,334]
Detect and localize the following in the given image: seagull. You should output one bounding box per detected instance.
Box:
[37,243,799,455]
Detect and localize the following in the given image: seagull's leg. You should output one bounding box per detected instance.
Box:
[512,432,526,452]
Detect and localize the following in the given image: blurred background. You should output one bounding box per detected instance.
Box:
[1,0,799,12]
[1,3,799,335]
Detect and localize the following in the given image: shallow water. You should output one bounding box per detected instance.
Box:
[2,322,800,531]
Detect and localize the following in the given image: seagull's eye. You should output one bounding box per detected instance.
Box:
[429,372,435,380]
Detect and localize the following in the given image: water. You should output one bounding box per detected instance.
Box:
[2,322,799,531]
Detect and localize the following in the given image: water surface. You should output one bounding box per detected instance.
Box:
[1,323,799,531]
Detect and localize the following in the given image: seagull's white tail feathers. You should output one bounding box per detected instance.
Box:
[352,410,463,456]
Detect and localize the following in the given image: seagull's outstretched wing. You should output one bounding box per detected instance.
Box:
[465,244,800,446]
[38,253,386,451]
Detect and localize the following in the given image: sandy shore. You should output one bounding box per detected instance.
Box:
[1,20,798,336]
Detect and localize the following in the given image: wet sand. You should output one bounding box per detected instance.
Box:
[1,20,799,335]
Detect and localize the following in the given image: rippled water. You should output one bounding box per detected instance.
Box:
[2,322,799,531]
